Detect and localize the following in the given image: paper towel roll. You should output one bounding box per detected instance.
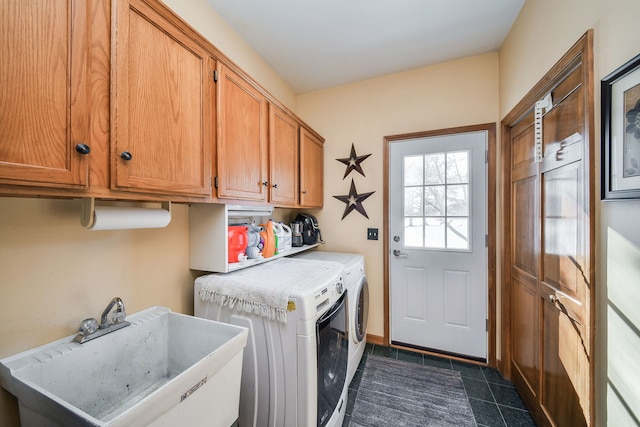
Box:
[88,206,171,230]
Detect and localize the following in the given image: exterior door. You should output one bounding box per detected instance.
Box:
[389,130,487,359]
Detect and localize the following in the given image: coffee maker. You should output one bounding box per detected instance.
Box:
[291,221,304,247]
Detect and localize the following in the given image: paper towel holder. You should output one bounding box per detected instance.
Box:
[80,197,172,229]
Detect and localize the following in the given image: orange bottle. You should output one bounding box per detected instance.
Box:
[259,220,276,258]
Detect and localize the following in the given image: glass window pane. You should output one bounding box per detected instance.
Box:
[404,187,423,216]
[446,151,469,184]
[404,155,423,186]
[447,184,469,216]
[424,153,445,185]
[425,217,445,248]
[404,217,424,247]
[447,218,469,250]
[425,186,445,216]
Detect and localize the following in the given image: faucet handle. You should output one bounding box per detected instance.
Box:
[78,318,98,337]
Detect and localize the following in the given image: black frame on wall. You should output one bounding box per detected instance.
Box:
[602,52,640,200]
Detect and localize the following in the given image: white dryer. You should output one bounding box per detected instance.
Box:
[194,258,348,427]
[293,251,369,385]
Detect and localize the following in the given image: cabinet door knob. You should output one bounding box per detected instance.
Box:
[120,151,133,161]
[262,181,269,187]
[302,190,308,194]
[272,183,278,189]
[75,144,91,155]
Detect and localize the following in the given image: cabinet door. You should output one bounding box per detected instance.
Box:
[111,0,212,196]
[299,126,324,207]
[269,104,298,206]
[216,64,268,201]
[0,0,90,187]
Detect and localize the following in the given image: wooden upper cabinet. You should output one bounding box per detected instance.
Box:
[299,126,324,208]
[269,104,299,206]
[111,0,212,197]
[0,0,90,188]
[216,63,268,202]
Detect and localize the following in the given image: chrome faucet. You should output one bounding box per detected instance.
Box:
[73,297,131,344]
[100,297,127,329]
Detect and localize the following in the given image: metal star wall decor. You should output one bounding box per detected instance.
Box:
[336,143,372,178]
[333,178,375,219]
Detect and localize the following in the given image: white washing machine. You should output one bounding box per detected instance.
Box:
[194,258,348,427]
[293,251,369,385]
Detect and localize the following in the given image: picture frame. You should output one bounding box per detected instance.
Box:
[602,52,640,200]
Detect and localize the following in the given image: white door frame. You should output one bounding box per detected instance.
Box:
[383,123,498,366]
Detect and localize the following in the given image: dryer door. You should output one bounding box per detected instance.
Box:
[316,291,348,427]
[354,276,369,343]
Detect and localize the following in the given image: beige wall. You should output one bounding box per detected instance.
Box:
[499,0,640,424]
[162,0,297,111]
[296,53,500,338]
[0,198,195,424]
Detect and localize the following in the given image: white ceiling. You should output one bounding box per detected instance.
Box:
[206,0,525,93]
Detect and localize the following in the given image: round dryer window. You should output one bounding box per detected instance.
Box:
[355,276,369,342]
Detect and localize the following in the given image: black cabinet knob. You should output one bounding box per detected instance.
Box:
[272,183,278,189]
[120,151,132,161]
[262,181,269,187]
[75,144,90,155]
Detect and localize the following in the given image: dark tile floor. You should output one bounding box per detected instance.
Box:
[342,344,536,427]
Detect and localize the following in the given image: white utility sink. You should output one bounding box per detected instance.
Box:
[0,306,248,427]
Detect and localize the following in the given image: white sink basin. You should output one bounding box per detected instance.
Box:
[0,306,248,427]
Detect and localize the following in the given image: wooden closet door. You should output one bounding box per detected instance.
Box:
[539,57,590,427]
[502,31,594,427]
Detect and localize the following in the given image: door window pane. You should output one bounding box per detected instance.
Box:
[424,153,445,185]
[425,186,445,216]
[446,151,469,183]
[447,218,469,249]
[447,184,468,216]
[404,156,423,186]
[404,187,423,216]
[404,217,424,247]
[402,150,471,250]
[425,218,446,248]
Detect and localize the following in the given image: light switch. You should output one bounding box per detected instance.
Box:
[367,228,378,240]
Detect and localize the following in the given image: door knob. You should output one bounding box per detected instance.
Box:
[393,249,407,257]
[120,151,132,161]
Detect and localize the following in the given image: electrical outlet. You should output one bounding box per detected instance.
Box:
[367,228,378,240]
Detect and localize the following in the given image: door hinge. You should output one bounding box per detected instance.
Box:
[485,234,488,248]
[485,149,488,164]
[486,319,489,332]
[213,70,218,82]
[214,176,218,188]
